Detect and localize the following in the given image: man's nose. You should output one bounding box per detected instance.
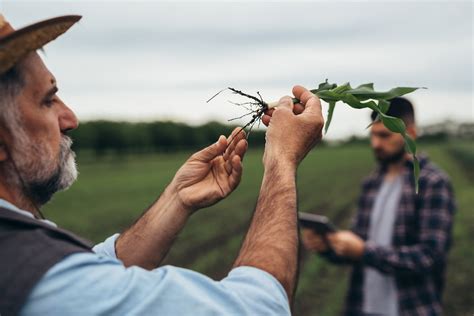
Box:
[371,137,382,149]
[58,100,79,132]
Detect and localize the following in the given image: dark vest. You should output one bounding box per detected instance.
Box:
[0,207,92,316]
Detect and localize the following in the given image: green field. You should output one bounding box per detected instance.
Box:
[44,141,473,315]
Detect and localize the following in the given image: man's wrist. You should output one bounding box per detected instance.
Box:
[263,154,297,174]
[361,240,377,262]
[164,183,195,216]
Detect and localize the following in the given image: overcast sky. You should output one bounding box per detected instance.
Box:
[2,0,473,139]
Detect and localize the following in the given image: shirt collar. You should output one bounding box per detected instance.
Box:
[0,198,57,227]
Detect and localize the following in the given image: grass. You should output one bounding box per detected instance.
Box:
[43,141,473,315]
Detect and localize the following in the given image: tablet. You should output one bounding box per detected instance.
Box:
[298,212,338,235]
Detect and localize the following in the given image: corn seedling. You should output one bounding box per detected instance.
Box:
[208,80,424,192]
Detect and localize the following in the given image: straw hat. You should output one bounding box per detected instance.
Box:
[0,14,81,75]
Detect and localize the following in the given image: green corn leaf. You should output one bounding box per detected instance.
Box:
[314,79,337,92]
[340,94,379,111]
[355,83,374,90]
[325,101,336,134]
[403,134,419,193]
[378,99,390,114]
[413,156,420,194]
[404,134,417,155]
[347,86,421,101]
[317,90,344,102]
[331,82,352,94]
[380,114,406,134]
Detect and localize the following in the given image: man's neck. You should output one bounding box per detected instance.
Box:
[384,153,411,180]
[0,183,41,218]
[385,163,403,180]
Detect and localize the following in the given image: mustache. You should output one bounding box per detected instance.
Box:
[59,135,75,160]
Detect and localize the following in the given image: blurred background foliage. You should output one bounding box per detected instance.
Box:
[70,120,474,154]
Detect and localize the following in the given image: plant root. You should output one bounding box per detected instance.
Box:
[207,87,269,147]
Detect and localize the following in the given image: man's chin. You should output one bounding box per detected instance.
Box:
[376,155,392,164]
[26,155,78,206]
[374,150,406,166]
[57,154,78,191]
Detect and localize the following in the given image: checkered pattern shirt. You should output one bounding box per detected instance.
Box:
[324,155,456,316]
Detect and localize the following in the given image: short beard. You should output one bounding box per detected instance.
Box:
[374,145,406,168]
[7,125,78,207]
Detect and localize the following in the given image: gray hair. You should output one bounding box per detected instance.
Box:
[0,65,24,127]
[0,65,28,198]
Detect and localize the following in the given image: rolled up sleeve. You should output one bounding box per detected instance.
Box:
[92,233,120,259]
[21,253,290,315]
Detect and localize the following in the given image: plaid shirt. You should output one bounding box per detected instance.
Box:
[324,155,456,316]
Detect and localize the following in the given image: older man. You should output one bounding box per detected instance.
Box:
[0,15,324,315]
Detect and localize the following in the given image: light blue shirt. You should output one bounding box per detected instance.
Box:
[0,199,290,315]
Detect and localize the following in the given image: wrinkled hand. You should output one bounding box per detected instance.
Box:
[170,128,247,214]
[327,230,365,260]
[301,229,329,253]
[262,85,324,169]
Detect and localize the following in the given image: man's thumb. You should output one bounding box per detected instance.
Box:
[276,96,294,112]
[194,135,227,161]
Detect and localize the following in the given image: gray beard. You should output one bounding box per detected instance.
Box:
[25,137,77,205]
[7,127,78,207]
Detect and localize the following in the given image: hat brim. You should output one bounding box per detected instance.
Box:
[0,15,82,75]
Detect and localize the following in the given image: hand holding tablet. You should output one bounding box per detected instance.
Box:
[298,212,338,235]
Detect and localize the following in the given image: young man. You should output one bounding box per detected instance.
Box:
[302,98,456,315]
[0,15,324,315]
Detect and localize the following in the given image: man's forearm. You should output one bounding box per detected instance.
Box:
[233,160,299,303]
[115,185,190,270]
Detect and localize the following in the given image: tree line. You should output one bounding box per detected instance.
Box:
[70,120,473,156]
[70,120,266,155]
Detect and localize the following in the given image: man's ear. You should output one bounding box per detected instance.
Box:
[406,124,417,139]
